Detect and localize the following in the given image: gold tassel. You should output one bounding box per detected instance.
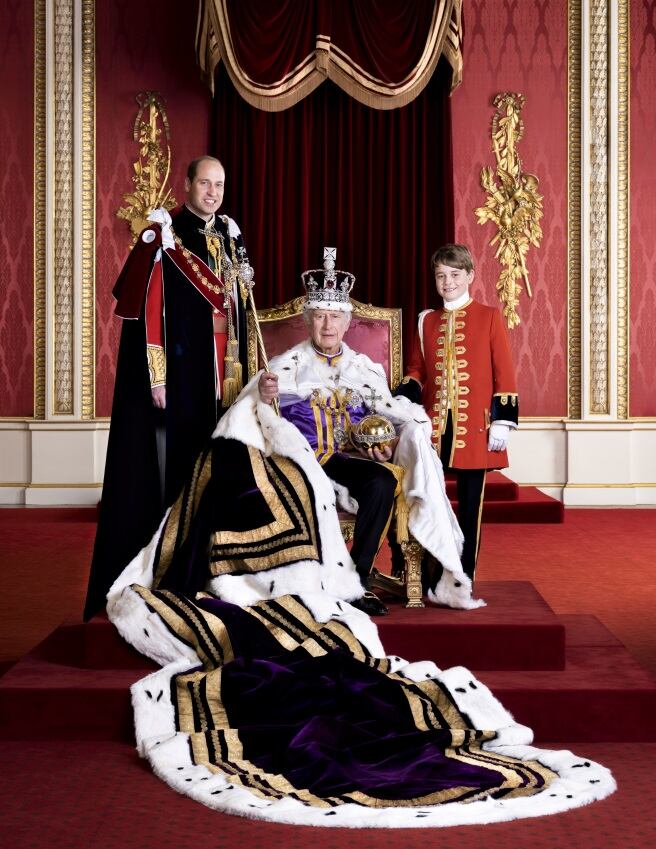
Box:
[207,238,220,271]
[221,339,243,408]
[221,377,240,408]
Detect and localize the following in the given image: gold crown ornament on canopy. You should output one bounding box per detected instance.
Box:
[302,247,355,312]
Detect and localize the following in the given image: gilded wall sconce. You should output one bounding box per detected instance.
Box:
[475,93,543,329]
[117,91,177,240]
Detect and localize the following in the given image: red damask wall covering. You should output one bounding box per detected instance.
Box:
[95,0,212,417]
[451,0,568,417]
[0,2,34,416]
[630,0,656,417]
[94,1,653,421]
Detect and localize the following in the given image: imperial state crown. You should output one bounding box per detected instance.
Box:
[302,247,355,312]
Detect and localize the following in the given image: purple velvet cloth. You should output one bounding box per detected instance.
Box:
[180,594,550,805]
[281,394,367,461]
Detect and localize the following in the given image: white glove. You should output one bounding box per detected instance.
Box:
[488,422,510,452]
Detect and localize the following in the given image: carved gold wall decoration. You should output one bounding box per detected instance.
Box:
[33,0,96,421]
[475,93,543,329]
[117,92,177,239]
[567,0,582,420]
[617,0,629,419]
[33,0,47,420]
[81,0,95,420]
[53,0,74,415]
[588,0,609,414]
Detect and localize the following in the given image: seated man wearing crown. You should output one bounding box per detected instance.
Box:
[252,249,482,614]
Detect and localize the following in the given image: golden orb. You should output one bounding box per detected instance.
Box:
[350,414,397,451]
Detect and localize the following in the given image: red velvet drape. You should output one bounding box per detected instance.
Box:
[213,59,454,369]
[222,0,442,87]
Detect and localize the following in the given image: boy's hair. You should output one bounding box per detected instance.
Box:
[431,244,474,274]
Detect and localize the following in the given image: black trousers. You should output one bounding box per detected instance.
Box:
[440,413,486,581]
[323,454,397,586]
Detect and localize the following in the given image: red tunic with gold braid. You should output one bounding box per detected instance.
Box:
[404,299,518,470]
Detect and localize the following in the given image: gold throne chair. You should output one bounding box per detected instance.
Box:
[247,296,425,608]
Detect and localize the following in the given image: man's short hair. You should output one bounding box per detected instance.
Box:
[431,244,474,274]
[187,156,224,182]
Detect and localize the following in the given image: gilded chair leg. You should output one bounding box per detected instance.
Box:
[401,540,424,608]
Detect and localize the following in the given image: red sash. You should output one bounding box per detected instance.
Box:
[114,222,231,319]
[165,244,230,316]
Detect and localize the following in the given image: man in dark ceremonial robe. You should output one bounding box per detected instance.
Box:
[84,156,250,620]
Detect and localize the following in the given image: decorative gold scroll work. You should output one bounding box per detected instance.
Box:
[475,93,543,329]
[117,92,177,240]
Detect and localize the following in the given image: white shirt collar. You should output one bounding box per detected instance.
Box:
[443,290,471,311]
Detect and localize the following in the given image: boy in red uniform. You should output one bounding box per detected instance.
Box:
[397,244,518,581]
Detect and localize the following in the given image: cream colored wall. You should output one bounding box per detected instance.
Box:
[505,422,656,506]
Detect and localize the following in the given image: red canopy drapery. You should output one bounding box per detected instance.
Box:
[197,0,463,109]
[198,2,461,367]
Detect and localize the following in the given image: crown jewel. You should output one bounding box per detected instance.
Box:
[301,248,355,310]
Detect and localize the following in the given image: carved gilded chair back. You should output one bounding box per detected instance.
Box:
[246,296,403,388]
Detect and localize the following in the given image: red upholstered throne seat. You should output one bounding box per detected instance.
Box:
[247,296,424,608]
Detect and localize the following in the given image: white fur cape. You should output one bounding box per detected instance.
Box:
[107,568,616,829]
[105,338,615,827]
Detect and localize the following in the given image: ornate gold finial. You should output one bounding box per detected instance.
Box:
[117,91,177,240]
[475,93,543,329]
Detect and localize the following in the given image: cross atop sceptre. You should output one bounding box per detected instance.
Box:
[236,246,255,304]
[363,387,383,412]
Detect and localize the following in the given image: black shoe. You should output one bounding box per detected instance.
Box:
[369,568,406,599]
[350,591,389,617]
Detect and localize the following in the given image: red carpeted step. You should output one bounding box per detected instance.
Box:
[30,616,156,671]
[480,486,564,523]
[0,656,139,741]
[0,506,98,524]
[443,472,564,522]
[2,611,654,743]
[478,614,656,742]
[445,471,518,501]
[29,582,567,673]
[378,581,566,671]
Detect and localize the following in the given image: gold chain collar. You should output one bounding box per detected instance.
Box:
[173,235,226,298]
